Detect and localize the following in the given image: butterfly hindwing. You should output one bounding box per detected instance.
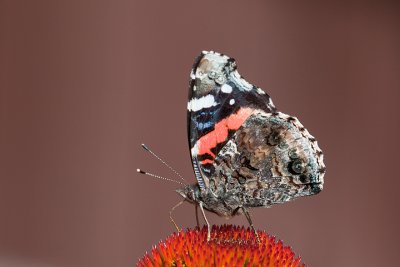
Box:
[187,51,276,189]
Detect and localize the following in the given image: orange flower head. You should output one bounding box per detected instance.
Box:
[137,224,305,267]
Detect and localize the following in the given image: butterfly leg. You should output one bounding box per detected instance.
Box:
[199,201,211,241]
[169,200,185,232]
[242,207,261,244]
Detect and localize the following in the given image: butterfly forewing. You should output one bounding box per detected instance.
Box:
[187,51,276,189]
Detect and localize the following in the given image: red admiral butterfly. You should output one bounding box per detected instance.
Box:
[139,51,325,241]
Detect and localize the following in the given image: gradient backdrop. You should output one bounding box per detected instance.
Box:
[1,1,399,266]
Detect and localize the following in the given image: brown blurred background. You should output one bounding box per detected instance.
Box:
[1,1,399,266]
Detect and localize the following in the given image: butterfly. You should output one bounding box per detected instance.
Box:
[140,51,325,241]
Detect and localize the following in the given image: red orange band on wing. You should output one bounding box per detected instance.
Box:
[200,159,214,165]
[196,107,253,160]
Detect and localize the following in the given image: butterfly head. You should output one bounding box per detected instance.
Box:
[176,184,201,204]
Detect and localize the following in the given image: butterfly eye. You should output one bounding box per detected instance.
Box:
[290,159,305,174]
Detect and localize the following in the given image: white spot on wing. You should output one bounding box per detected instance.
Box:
[187,95,218,112]
[220,140,238,159]
[268,97,275,108]
[221,84,233,93]
[229,99,235,105]
[257,88,265,94]
[232,71,252,91]
[191,144,198,156]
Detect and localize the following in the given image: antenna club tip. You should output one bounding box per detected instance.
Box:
[141,143,150,151]
[137,169,145,174]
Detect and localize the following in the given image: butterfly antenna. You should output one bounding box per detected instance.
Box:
[137,169,185,186]
[141,143,187,183]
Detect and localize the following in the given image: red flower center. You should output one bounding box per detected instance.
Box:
[138,225,305,267]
